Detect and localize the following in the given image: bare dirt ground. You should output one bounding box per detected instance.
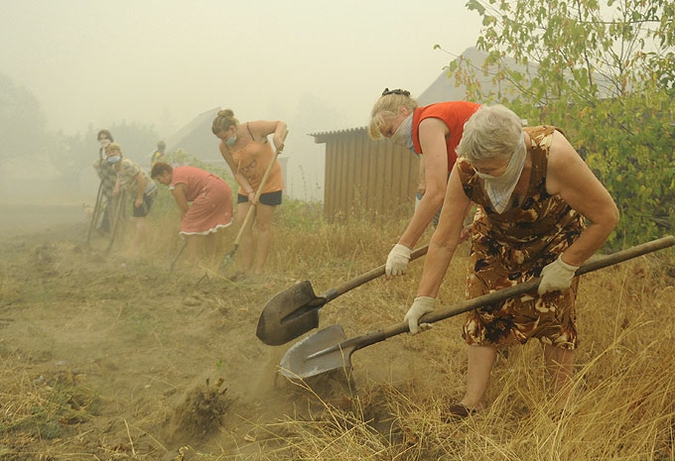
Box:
[0,204,322,459]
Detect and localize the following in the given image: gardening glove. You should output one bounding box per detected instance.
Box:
[386,244,411,276]
[404,296,436,334]
[538,254,579,295]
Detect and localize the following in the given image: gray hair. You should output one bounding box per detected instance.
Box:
[456,104,524,163]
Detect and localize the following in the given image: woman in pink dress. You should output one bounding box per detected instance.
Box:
[151,162,233,267]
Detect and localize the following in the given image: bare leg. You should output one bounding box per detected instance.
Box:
[202,233,218,269]
[459,345,497,410]
[131,217,147,251]
[252,204,276,275]
[185,235,200,265]
[236,202,255,272]
[544,344,575,409]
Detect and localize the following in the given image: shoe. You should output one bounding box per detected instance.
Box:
[443,403,477,421]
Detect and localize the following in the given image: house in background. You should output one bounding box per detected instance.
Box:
[310,47,500,222]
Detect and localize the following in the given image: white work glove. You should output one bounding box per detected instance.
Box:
[386,244,411,276]
[538,254,579,295]
[404,296,436,334]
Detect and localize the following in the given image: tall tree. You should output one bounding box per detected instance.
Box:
[450,0,675,245]
[0,72,48,166]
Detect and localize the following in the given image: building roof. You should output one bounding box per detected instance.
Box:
[310,47,499,141]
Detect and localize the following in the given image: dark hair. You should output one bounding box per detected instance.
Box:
[97,129,114,142]
[150,161,173,179]
[211,109,239,135]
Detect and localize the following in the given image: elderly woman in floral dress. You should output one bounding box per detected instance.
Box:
[403,104,619,419]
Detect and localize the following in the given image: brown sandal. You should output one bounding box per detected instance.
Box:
[443,403,477,421]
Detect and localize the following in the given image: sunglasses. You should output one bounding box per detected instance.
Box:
[381,88,410,97]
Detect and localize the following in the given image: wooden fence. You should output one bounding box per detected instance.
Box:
[312,127,420,222]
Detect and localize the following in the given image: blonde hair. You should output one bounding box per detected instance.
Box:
[456,104,523,163]
[105,142,122,154]
[368,89,418,140]
[211,109,239,135]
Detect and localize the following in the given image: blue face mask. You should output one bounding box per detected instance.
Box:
[225,135,237,147]
[107,155,122,164]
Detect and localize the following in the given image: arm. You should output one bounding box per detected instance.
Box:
[171,183,190,219]
[545,131,620,266]
[403,165,472,333]
[417,156,427,196]
[113,174,121,196]
[398,118,449,249]
[417,165,472,297]
[134,172,145,208]
[247,120,288,152]
[218,141,256,200]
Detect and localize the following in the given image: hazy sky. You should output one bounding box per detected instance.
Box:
[1,0,482,199]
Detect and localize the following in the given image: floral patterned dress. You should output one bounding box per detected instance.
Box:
[458,126,585,350]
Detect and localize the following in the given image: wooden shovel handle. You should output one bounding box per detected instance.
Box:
[319,245,429,302]
[328,235,675,355]
[232,130,288,247]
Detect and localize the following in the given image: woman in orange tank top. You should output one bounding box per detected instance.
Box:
[212,109,287,275]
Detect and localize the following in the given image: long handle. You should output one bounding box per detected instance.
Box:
[316,236,675,357]
[106,190,127,253]
[319,245,429,303]
[87,180,104,245]
[232,130,289,249]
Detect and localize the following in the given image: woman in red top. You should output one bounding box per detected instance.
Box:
[151,162,233,267]
[369,88,480,276]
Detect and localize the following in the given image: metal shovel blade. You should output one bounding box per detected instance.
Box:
[279,324,348,379]
[255,280,323,345]
[257,244,431,346]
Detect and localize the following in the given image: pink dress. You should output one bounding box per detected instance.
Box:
[171,166,233,235]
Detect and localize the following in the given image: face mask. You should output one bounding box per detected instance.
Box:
[390,113,415,152]
[107,155,122,164]
[225,135,237,147]
[475,169,503,180]
[99,139,111,148]
[475,134,527,214]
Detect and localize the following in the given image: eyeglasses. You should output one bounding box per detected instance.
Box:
[381,88,410,97]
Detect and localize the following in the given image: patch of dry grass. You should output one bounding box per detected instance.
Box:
[1,201,674,460]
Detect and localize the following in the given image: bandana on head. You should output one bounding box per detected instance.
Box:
[477,133,527,214]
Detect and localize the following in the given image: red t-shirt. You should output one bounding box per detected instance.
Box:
[412,101,481,172]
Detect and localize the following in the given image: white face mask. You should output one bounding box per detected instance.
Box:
[390,113,415,152]
[475,134,527,214]
[107,155,122,164]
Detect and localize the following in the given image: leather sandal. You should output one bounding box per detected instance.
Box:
[443,403,477,421]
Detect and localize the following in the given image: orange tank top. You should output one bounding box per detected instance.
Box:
[229,140,283,195]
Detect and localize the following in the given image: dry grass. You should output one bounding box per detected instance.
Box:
[1,200,674,460]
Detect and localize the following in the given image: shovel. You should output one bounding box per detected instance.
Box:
[256,244,430,346]
[168,239,188,273]
[220,130,288,272]
[106,190,126,253]
[86,180,104,246]
[279,235,675,379]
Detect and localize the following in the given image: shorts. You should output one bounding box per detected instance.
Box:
[237,190,282,206]
[133,190,157,217]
